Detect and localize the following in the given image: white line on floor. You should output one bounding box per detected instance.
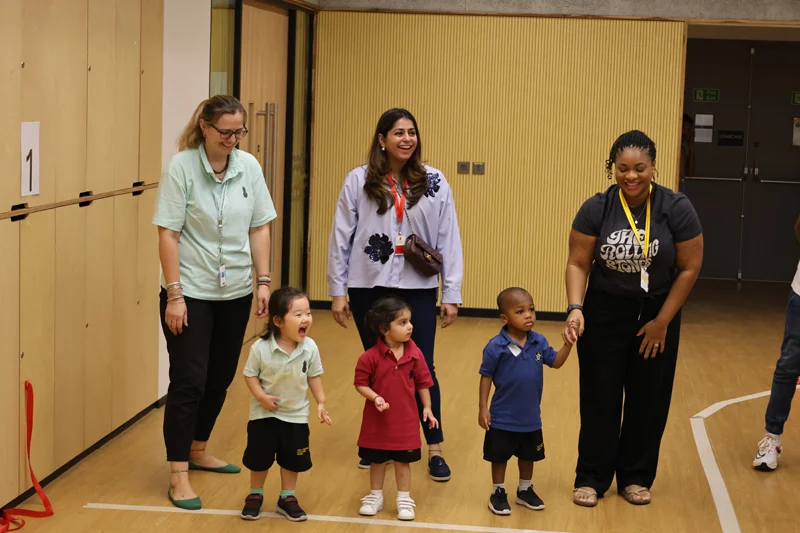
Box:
[84,502,570,533]
[691,385,800,533]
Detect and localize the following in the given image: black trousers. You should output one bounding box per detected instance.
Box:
[160,289,252,462]
[348,286,444,445]
[574,286,681,495]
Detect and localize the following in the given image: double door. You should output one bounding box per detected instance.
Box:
[239,0,288,338]
[683,39,800,281]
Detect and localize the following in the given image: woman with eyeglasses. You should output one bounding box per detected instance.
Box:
[152,95,276,510]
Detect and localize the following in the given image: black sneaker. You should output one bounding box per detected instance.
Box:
[276,495,308,522]
[358,458,371,469]
[428,456,451,482]
[516,486,545,510]
[489,488,511,515]
[240,493,263,520]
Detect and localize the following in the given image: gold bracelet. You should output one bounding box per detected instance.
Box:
[166,282,182,289]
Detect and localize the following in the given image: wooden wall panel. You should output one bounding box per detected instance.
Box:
[54,206,87,466]
[0,0,22,504]
[19,211,56,489]
[287,11,310,289]
[240,0,289,292]
[0,0,22,211]
[310,12,685,311]
[140,0,164,185]
[85,200,114,447]
[0,221,20,505]
[114,0,141,191]
[21,0,87,205]
[112,195,140,428]
[87,0,117,194]
[136,189,159,411]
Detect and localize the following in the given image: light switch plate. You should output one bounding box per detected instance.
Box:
[457,161,470,174]
[472,162,485,175]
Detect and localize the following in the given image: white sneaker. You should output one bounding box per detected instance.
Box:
[359,493,383,516]
[396,496,416,521]
[753,434,782,471]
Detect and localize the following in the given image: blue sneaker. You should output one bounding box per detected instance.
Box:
[358,458,371,469]
[428,455,451,481]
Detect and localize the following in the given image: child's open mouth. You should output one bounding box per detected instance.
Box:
[298,327,307,336]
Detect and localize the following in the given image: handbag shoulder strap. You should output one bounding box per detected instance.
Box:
[403,204,415,235]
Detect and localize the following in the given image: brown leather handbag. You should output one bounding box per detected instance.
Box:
[403,206,442,277]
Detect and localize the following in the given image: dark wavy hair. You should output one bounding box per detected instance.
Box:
[605,130,657,180]
[364,295,411,340]
[364,108,428,214]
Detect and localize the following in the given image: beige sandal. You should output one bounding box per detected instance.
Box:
[572,487,598,507]
[621,486,651,505]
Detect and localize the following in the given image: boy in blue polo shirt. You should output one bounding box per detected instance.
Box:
[478,287,574,515]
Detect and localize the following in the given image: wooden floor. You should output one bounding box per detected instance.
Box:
[9,280,800,533]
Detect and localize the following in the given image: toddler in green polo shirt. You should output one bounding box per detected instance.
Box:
[239,287,332,522]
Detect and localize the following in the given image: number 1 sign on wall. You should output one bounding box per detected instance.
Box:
[21,122,40,197]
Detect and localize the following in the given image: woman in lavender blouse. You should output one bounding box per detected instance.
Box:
[327,108,464,480]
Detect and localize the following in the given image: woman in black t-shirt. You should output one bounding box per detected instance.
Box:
[562,130,703,507]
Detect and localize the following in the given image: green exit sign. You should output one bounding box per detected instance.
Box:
[693,88,720,102]
[792,92,800,105]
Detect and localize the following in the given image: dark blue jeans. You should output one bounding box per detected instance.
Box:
[764,290,800,435]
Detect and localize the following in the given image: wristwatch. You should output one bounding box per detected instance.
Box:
[566,304,584,314]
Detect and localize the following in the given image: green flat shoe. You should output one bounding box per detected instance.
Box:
[188,461,241,474]
[168,488,202,510]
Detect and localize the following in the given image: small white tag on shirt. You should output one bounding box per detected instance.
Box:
[640,268,649,292]
[507,344,522,357]
[219,264,227,287]
[395,235,406,246]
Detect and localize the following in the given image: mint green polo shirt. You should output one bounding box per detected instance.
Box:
[152,146,277,300]
[243,335,324,424]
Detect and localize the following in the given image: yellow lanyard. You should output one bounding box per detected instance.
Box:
[618,184,652,260]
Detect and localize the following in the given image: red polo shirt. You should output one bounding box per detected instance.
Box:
[354,338,434,450]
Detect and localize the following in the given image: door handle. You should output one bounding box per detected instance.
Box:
[247,102,255,154]
[262,102,278,274]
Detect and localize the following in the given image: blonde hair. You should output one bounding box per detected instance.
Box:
[177,95,247,151]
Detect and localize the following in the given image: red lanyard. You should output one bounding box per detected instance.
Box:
[0,381,54,532]
[387,174,408,223]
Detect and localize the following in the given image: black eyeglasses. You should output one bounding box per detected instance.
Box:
[209,123,249,140]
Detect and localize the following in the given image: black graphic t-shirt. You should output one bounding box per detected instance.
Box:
[572,183,702,297]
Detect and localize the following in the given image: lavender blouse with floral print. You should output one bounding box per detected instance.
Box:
[327,165,464,304]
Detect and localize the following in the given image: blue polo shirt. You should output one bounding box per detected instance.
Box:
[479,327,557,433]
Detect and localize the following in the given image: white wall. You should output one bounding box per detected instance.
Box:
[159,0,211,398]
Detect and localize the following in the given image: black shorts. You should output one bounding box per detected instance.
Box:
[242,418,312,473]
[358,447,421,464]
[483,427,545,463]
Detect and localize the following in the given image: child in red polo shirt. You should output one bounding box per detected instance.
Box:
[354,295,439,521]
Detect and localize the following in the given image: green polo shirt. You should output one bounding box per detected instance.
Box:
[243,335,324,424]
[152,146,276,300]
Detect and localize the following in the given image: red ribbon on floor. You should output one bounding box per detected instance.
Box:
[0,381,54,532]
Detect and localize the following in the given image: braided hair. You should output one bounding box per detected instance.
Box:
[605,130,657,180]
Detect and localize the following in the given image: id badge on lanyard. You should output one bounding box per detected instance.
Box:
[213,185,228,287]
[619,185,652,292]
[388,174,408,254]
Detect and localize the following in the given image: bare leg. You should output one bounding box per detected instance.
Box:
[280,468,298,492]
[370,462,387,490]
[190,440,228,468]
[250,469,268,490]
[428,443,443,458]
[491,462,507,484]
[394,462,411,492]
[518,460,533,485]
[169,461,197,500]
